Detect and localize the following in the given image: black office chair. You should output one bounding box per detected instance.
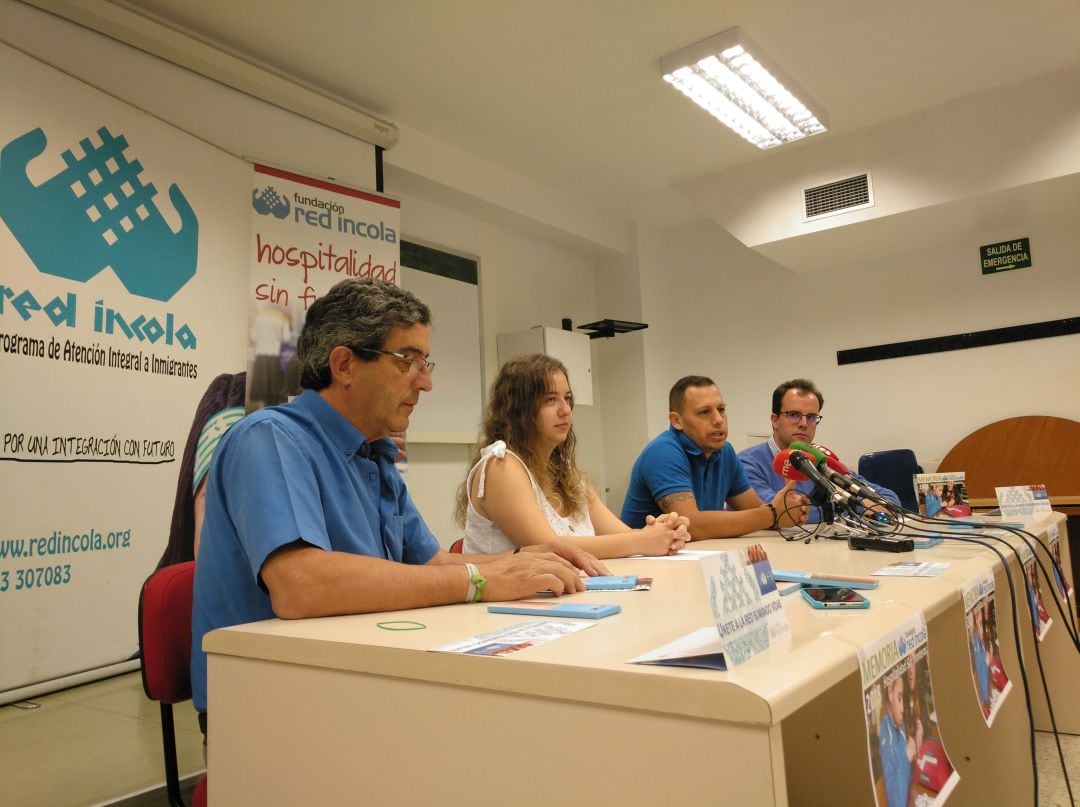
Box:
[858,449,923,512]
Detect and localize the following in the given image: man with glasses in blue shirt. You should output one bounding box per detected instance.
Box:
[191,278,605,743]
[738,378,899,523]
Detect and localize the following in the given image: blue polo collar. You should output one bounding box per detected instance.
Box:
[670,424,705,457]
[295,389,398,462]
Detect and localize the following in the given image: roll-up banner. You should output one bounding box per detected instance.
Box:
[0,44,249,698]
[247,165,400,409]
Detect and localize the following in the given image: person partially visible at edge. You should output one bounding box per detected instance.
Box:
[156,374,407,572]
[457,353,689,558]
[155,372,246,570]
[737,378,899,523]
[879,674,921,807]
[620,375,807,538]
[191,279,607,733]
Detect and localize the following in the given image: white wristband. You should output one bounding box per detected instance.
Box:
[464,563,479,603]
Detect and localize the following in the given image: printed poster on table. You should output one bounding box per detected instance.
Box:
[629,545,788,670]
[1018,543,1052,640]
[914,472,969,519]
[1048,526,1072,599]
[700,544,790,667]
[0,45,249,697]
[994,484,1052,525]
[962,571,1011,725]
[247,165,400,410]
[859,614,959,807]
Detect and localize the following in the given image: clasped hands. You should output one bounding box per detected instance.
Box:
[641,511,690,555]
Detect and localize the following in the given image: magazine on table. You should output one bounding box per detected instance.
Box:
[913,472,969,518]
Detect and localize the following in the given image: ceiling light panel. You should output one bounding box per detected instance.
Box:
[662,28,828,149]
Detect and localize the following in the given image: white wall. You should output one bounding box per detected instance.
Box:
[593,222,678,516]
[393,191,605,543]
[0,1,378,192]
[0,0,390,695]
[2,1,619,548]
[15,0,1076,548]
[650,215,1080,480]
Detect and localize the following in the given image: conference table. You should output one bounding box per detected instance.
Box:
[204,514,1076,806]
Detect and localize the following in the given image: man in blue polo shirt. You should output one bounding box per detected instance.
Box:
[192,279,604,739]
[621,375,806,539]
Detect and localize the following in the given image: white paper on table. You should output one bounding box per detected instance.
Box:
[430,619,595,656]
[625,549,722,562]
[628,626,727,670]
[873,561,950,577]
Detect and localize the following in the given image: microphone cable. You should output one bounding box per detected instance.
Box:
[903,512,1079,651]
[883,519,1076,804]
[769,485,1074,800]
[785,446,1075,798]
[850,504,1076,648]
[930,532,1043,806]
[826,497,1073,802]
[772,487,840,543]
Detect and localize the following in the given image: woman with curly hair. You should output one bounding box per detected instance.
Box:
[457,354,687,557]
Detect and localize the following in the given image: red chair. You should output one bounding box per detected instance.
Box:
[450,538,464,553]
[139,561,207,807]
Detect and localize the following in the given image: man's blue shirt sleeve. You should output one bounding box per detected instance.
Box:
[726,446,751,500]
[738,442,781,503]
[639,439,695,503]
[217,418,330,581]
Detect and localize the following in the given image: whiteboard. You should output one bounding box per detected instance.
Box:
[399,242,483,442]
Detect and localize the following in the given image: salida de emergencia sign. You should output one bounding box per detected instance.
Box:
[980,237,1031,275]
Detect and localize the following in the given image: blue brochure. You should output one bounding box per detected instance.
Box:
[487,602,621,619]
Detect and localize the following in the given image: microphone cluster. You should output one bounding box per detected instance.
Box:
[771,441,900,528]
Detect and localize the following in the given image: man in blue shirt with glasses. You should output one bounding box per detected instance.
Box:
[191,278,604,740]
[738,378,899,523]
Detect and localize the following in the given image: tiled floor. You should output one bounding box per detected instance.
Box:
[0,672,204,807]
[0,670,1077,805]
[1039,732,1080,807]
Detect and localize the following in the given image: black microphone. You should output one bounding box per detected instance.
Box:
[808,483,836,524]
[788,450,854,508]
[791,441,893,508]
[820,463,890,504]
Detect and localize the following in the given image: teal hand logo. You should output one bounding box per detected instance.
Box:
[252,185,290,218]
[0,126,198,302]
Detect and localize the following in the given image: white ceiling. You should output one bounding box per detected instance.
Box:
[122,0,1080,243]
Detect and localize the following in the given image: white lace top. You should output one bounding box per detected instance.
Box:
[461,440,594,554]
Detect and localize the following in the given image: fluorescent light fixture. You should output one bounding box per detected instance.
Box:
[22,0,398,149]
[661,28,828,149]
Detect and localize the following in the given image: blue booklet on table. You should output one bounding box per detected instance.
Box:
[772,569,879,590]
[487,601,621,619]
[585,575,637,590]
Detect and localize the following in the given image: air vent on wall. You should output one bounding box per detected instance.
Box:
[803,172,873,220]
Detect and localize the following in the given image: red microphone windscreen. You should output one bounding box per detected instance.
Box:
[813,444,852,475]
[772,448,808,481]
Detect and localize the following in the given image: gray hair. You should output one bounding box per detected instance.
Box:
[297,279,432,390]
